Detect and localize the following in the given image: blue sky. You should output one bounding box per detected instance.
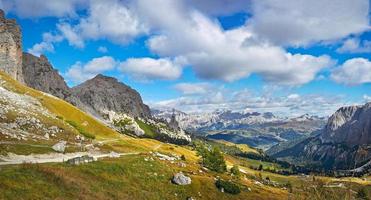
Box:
[1,0,370,116]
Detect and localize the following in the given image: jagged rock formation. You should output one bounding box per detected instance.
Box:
[0,9,23,82]
[71,74,151,119]
[21,53,101,117]
[22,53,74,101]
[271,102,371,170]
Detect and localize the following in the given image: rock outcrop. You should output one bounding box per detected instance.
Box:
[71,74,151,119]
[172,172,191,185]
[320,103,371,146]
[22,53,74,101]
[0,9,23,82]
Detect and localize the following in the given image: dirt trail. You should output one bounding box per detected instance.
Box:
[0,151,140,166]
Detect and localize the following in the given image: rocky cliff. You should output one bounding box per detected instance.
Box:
[71,74,151,119]
[271,102,371,170]
[0,10,23,82]
[321,103,371,146]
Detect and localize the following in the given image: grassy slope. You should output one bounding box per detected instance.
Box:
[0,72,370,199]
[0,71,119,140]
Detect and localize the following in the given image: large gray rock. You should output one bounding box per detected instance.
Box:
[52,141,67,153]
[71,74,151,119]
[172,172,191,185]
[0,9,23,82]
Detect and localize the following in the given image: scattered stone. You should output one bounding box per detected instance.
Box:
[67,155,94,165]
[109,151,120,158]
[52,141,67,152]
[172,172,192,185]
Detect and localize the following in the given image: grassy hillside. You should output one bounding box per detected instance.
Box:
[0,71,119,140]
[0,71,370,200]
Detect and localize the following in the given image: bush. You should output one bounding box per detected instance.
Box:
[215,179,241,194]
[181,155,186,161]
[66,120,96,139]
[357,188,369,200]
[230,165,241,179]
[196,143,226,173]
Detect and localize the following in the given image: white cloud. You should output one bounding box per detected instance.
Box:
[173,82,212,95]
[331,58,371,85]
[65,56,117,84]
[119,57,183,81]
[27,32,63,56]
[57,23,85,48]
[250,0,370,46]
[336,37,371,53]
[1,0,87,18]
[146,8,333,85]
[151,88,346,116]
[363,94,371,102]
[97,46,108,53]
[61,0,147,46]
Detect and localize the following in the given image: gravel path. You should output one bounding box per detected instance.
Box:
[0,151,140,166]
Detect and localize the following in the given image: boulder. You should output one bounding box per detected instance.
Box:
[172,172,191,185]
[52,141,67,152]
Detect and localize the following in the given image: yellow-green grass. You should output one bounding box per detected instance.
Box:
[0,154,288,200]
[0,71,119,141]
[135,119,157,138]
[212,139,259,154]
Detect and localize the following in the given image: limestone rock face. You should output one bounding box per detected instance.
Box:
[22,53,73,100]
[71,74,151,119]
[21,53,99,116]
[272,102,371,170]
[0,10,23,82]
[321,103,371,146]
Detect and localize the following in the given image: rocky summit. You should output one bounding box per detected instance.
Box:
[72,74,151,119]
[272,102,371,171]
[0,10,23,82]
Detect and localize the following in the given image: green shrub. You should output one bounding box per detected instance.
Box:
[66,120,96,139]
[230,165,241,179]
[215,179,240,194]
[196,143,226,173]
[356,188,369,200]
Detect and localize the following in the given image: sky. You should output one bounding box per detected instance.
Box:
[0,0,370,117]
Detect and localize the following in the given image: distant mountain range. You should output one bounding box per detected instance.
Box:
[152,109,326,149]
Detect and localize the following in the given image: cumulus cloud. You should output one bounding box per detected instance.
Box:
[364,94,371,102]
[57,0,147,46]
[1,0,86,18]
[250,0,370,46]
[65,56,117,84]
[336,37,371,53]
[173,82,212,95]
[57,23,85,48]
[27,33,63,56]
[119,57,183,81]
[331,58,371,85]
[152,88,346,116]
[146,7,333,85]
